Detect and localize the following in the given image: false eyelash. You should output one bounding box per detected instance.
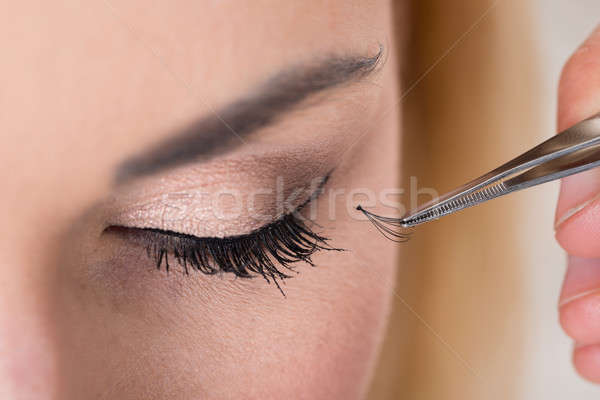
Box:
[356,205,411,242]
[126,211,342,296]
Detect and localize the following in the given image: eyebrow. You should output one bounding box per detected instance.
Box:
[115,47,384,183]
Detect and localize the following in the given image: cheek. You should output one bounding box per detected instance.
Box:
[54,231,395,399]
[217,259,394,399]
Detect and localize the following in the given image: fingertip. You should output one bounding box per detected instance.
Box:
[558,24,600,131]
[560,292,600,344]
[573,344,600,384]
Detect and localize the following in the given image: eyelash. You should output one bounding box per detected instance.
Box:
[115,212,340,295]
[108,178,340,294]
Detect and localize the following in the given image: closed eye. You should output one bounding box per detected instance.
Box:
[104,173,342,295]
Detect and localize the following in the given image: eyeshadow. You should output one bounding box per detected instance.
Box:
[105,148,338,238]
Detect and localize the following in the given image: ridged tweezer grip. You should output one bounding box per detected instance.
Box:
[402,181,508,226]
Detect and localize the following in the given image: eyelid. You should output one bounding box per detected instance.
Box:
[107,169,332,239]
[108,171,330,236]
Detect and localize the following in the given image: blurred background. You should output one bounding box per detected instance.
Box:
[368,0,600,398]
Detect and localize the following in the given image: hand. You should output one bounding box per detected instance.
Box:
[555,24,600,383]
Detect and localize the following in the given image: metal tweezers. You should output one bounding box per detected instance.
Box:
[400,113,600,227]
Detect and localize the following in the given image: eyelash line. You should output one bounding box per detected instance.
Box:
[109,173,341,295]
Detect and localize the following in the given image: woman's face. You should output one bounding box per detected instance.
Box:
[0,1,399,399]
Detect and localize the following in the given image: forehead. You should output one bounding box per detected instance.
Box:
[0,1,390,216]
[2,1,388,121]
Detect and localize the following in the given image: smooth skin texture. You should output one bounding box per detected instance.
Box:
[0,1,399,399]
[554,24,600,383]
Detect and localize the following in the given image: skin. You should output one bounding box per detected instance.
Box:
[0,1,399,399]
[554,24,600,383]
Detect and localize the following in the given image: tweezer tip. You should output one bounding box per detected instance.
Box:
[399,212,432,227]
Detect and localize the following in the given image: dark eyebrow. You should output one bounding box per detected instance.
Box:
[115,47,384,183]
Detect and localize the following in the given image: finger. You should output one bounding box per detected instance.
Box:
[555,24,600,383]
[554,24,600,257]
[559,256,600,345]
[573,344,600,383]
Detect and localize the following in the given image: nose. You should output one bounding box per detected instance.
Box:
[0,254,59,400]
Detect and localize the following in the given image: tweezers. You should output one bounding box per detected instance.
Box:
[400,112,600,227]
